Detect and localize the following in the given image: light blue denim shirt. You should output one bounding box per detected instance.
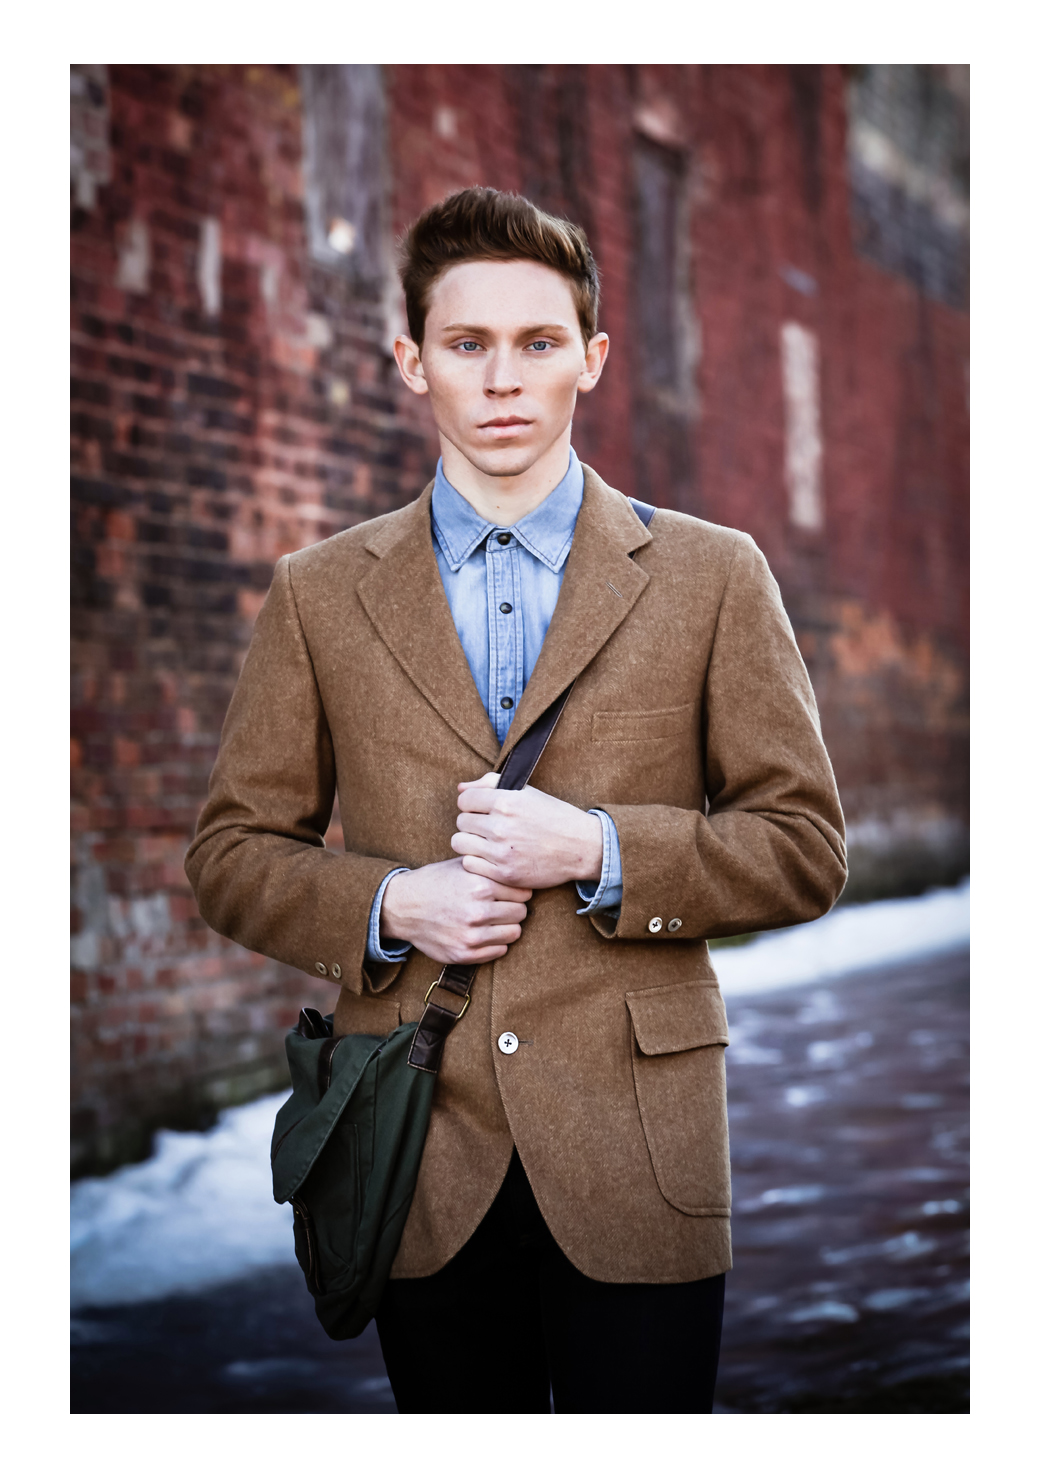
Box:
[367,448,623,964]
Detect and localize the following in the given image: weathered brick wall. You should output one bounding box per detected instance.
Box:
[70,65,436,1172]
[71,64,968,1173]
[663,65,969,896]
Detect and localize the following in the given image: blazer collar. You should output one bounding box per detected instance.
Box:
[357,483,501,766]
[357,464,653,769]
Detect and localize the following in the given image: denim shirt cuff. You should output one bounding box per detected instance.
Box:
[365,868,413,964]
[575,810,623,917]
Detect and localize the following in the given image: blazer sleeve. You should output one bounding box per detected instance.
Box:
[596,532,847,942]
[184,554,402,996]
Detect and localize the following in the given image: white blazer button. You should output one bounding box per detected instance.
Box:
[648,917,663,934]
[667,918,682,933]
[498,1032,519,1054]
[315,961,328,976]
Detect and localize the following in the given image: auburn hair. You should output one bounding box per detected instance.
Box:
[398,186,599,348]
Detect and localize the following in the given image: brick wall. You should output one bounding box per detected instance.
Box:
[71,64,968,1173]
[70,64,435,1172]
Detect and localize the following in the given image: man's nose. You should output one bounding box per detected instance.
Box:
[484,352,522,396]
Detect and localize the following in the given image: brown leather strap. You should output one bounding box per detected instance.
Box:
[494,682,574,793]
[406,685,575,1073]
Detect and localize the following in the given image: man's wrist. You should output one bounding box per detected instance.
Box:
[575,807,604,882]
[380,868,413,943]
[576,810,623,916]
[368,867,412,963]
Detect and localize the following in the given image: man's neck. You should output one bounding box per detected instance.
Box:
[438,430,573,526]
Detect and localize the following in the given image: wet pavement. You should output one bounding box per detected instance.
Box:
[71,948,968,1414]
[714,947,969,1412]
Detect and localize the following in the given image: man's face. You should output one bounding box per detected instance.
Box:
[395,258,607,480]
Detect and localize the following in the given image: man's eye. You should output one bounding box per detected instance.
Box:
[528,340,550,351]
[459,340,482,352]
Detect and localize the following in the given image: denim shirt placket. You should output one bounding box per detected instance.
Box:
[486,531,525,743]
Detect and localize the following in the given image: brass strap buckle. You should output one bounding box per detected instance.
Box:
[424,977,471,1021]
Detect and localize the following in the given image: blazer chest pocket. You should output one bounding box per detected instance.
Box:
[626,983,731,1216]
[593,703,693,744]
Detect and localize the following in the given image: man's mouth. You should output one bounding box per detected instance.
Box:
[479,416,531,429]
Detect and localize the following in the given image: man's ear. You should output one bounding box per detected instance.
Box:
[393,335,429,396]
[577,332,609,395]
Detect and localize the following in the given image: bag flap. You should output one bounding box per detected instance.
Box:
[625,983,729,1056]
[271,1028,392,1203]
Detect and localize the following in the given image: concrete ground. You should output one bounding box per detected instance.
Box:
[71,948,968,1414]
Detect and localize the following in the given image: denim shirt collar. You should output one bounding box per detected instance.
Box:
[431,447,584,575]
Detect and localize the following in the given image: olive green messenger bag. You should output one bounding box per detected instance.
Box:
[270,497,656,1341]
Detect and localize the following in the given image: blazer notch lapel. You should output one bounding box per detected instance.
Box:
[357,488,500,768]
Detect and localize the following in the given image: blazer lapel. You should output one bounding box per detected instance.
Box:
[500,465,653,763]
[357,485,500,767]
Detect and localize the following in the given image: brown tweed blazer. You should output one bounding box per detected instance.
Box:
[186,465,846,1284]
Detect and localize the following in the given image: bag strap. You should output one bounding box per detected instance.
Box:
[406,495,656,1075]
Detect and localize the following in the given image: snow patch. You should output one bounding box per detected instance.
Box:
[788,1300,859,1324]
[71,1091,296,1310]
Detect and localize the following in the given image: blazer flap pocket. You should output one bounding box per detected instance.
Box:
[625,983,729,1055]
[593,704,692,743]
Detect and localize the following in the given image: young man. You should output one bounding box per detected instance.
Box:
[186,186,846,1414]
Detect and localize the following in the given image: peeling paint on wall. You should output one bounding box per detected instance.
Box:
[70,65,111,210]
[197,218,222,317]
[829,602,965,722]
[781,322,824,531]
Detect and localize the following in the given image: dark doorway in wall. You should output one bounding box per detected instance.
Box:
[630,132,697,511]
[788,64,824,213]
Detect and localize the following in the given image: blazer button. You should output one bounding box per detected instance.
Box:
[498,1032,519,1054]
[315,962,328,976]
[667,918,682,933]
[331,963,342,979]
[648,917,663,934]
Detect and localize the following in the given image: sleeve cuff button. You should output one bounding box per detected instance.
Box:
[648,917,663,934]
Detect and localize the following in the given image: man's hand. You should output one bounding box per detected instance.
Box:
[452,773,604,891]
[380,858,532,965]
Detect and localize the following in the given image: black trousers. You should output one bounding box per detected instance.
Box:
[376,1149,725,1414]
